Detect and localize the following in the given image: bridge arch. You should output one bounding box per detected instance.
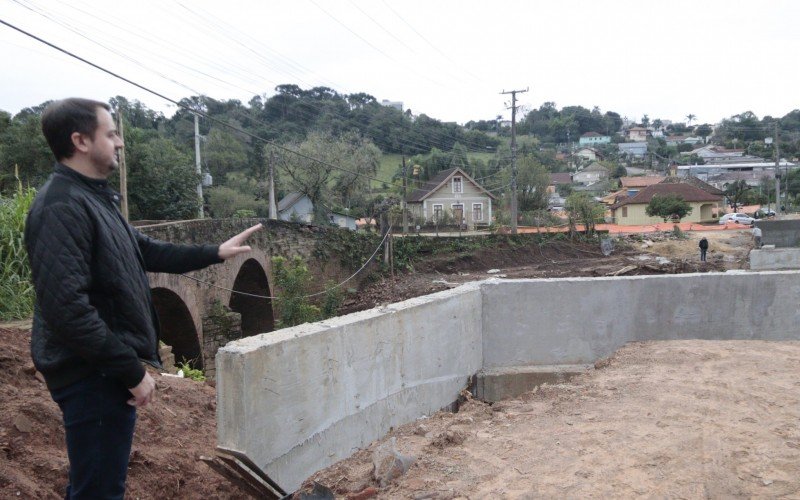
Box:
[229,258,274,336]
[151,287,204,369]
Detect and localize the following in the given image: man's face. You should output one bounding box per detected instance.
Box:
[86,108,124,178]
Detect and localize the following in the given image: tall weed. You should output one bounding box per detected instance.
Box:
[0,182,36,320]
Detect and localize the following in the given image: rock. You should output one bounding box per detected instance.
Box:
[413,424,430,436]
[413,492,438,500]
[34,371,45,384]
[22,363,36,376]
[486,269,501,274]
[13,414,33,433]
[347,486,378,500]
[431,429,467,447]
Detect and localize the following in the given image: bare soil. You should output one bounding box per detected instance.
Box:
[0,230,758,498]
[0,327,247,499]
[303,340,800,498]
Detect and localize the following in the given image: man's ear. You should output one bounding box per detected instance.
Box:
[71,131,90,154]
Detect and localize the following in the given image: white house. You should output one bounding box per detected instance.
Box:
[407,167,496,228]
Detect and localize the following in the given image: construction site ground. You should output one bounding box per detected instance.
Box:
[0,228,762,498]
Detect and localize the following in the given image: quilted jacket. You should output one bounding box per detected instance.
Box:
[25,164,222,391]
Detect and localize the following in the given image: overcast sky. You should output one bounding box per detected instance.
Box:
[1,0,797,126]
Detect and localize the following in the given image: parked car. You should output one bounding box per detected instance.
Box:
[719,213,755,225]
[756,208,776,218]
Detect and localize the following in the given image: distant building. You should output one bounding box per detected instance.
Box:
[575,147,602,162]
[578,132,611,146]
[380,99,403,111]
[618,142,648,158]
[573,162,610,185]
[627,127,650,142]
[610,183,722,225]
[407,167,496,228]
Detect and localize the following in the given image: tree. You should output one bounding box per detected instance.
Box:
[645,194,692,222]
[723,179,751,212]
[204,127,248,184]
[274,131,380,224]
[641,115,650,128]
[695,124,713,143]
[125,132,201,220]
[686,114,696,126]
[511,155,550,212]
[566,192,604,235]
[652,119,663,131]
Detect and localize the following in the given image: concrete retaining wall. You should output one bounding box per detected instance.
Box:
[482,272,800,369]
[218,271,800,491]
[216,284,482,491]
[754,219,800,247]
[750,248,800,270]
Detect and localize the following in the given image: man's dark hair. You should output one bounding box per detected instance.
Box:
[41,98,111,160]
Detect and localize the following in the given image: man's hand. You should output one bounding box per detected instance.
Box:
[128,371,156,407]
[218,224,263,260]
[218,223,263,260]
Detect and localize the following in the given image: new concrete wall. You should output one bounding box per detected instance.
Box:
[216,284,482,491]
[750,248,800,270]
[755,219,800,247]
[482,272,800,369]
[218,271,800,491]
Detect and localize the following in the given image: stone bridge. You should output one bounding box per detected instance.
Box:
[138,218,378,377]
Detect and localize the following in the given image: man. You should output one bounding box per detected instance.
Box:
[752,225,763,248]
[698,236,708,262]
[25,98,262,499]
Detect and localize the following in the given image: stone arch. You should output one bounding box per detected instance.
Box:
[229,258,274,337]
[151,287,203,369]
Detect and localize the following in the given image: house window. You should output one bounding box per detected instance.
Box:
[473,203,483,221]
[432,204,443,222]
[452,176,463,193]
[622,206,628,217]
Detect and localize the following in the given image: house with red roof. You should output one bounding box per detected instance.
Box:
[609,183,722,225]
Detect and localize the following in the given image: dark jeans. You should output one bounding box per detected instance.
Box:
[50,373,136,500]
[700,249,707,261]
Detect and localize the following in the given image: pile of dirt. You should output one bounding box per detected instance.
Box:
[301,340,800,498]
[0,327,246,499]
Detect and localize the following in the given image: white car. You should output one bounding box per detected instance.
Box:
[719,213,755,225]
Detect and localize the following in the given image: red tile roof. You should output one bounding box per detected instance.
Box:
[619,176,665,188]
[549,173,572,185]
[610,183,722,209]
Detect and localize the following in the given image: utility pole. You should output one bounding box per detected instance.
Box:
[114,108,129,220]
[402,155,408,234]
[268,150,278,220]
[194,113,204,219]
[501,87,528,234]
[775,123,781,216]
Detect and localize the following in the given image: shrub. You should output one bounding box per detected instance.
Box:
[0,182,36,320]
[178,361,206,382]
[272,256,322,328]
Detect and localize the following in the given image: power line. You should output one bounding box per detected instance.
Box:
[0,17,396,185]
[40,0,502,155]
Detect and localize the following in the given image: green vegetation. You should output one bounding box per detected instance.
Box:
[0,180,35,320]
[645,194,693,222]
[178,361,206,382]
[272,256,322,328]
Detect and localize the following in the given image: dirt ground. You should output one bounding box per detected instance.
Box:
[341,230,752,314]
[0,326,247,499]
[304,340,800,498]
[0,229,759,498]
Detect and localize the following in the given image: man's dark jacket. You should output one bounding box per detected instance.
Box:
[25,164,222,391]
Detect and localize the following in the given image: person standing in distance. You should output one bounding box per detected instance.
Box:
[698,236,709,262]
[752,225,763,248]
[25,98,262,499]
